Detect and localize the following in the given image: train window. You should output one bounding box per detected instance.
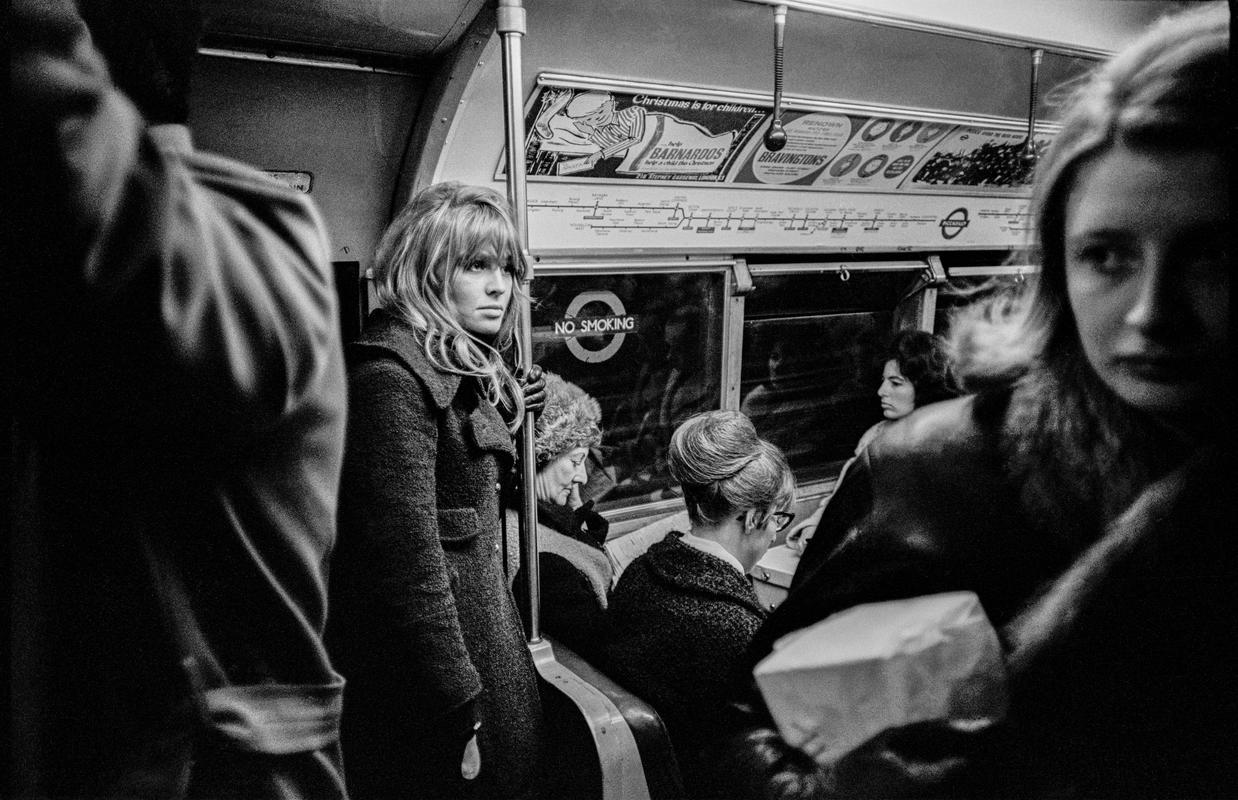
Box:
[741,269,917,483]
[529,269,727,512]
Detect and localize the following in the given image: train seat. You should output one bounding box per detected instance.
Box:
[535,636,685,800]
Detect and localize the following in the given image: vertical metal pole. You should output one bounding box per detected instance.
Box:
[497,0,542,642]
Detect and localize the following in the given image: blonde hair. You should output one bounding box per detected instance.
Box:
[669,411,796,528]
[950,3,1229,389]
[373,182,528,428]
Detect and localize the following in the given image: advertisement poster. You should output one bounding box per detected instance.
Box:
[502,81,1055,197]
[810,117,954,190]
[524,87,765,181]
[905,126,1052,191]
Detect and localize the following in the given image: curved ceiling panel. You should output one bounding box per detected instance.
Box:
[202,0,486,58]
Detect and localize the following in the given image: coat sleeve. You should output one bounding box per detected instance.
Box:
[9,0,341,447]
[338,359,484,728]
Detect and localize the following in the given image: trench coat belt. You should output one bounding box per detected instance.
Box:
[201,676,345,755]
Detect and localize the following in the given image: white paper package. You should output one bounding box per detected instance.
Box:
[753,591,1008,765]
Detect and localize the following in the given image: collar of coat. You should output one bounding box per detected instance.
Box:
[350,309,464,410]
[350,310,515,458]
[641,533,765,616]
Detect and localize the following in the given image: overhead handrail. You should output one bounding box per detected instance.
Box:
[764,4,789,152]
[737,0,1112,60]
[1023,48,1045,163]
[197,46,419,75]
[749,258,928,275]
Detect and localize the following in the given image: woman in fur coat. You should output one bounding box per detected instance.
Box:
[326,183,546,800]
[509,372,612,664]
[607,411,796,797]
[713,6,1234,799]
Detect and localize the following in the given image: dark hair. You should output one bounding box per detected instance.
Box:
[887,329,957,407]
[78,0,203,125]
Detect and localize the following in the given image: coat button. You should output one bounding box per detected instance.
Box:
[495,482,502,492]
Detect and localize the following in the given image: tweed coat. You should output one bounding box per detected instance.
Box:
[327,310,544,800]
[606,532,768,795]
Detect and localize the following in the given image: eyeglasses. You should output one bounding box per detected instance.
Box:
[769,511,796,533]
[741,511,795,533]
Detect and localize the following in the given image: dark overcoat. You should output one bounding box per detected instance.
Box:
[606,533,768,795]
[327,310,544,799]
[716,383,1238,800]
[11,2,348,794]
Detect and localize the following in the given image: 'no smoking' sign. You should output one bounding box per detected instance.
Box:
[552,290,636,363]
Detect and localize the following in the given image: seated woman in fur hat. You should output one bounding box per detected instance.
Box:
[510,373,611,663]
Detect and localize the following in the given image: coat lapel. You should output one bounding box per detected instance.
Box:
[349,310,462,410]
[463,399,516,461]
[351,310,515,461]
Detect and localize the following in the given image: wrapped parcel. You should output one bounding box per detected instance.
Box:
[754,591,1007,764]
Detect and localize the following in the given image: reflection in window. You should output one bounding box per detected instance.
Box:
[741,314,888,482]
[932,275,1026,337]
[741,271,916,482]
[530,271,725,512]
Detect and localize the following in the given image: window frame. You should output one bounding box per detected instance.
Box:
[528,257,746,531]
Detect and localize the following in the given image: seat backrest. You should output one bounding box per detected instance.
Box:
[537,637,685,800]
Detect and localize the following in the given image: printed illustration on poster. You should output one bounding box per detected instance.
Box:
[501,80,1057,197]
[526,88,763,180]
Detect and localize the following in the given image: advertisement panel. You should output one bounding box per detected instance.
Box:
[502,80,1054,196]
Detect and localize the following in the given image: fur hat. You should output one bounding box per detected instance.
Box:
[535,372,602,465]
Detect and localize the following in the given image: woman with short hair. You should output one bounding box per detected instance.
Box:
[606,410,795,797]
[788,328,957,574]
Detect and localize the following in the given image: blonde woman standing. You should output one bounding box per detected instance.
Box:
[327,183,545,799]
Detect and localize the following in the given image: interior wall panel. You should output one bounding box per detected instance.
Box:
[190,56,424,275]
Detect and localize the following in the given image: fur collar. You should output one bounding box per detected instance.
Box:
[999,354,1191,553]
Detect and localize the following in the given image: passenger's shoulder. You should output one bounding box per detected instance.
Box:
[172,144,332,275]
[184,147,318,211]
[348,314,464,410]
[345,356,432,423]
[869,391,1006,465]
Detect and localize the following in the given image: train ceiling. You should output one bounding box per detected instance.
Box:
[201,0,487,63]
